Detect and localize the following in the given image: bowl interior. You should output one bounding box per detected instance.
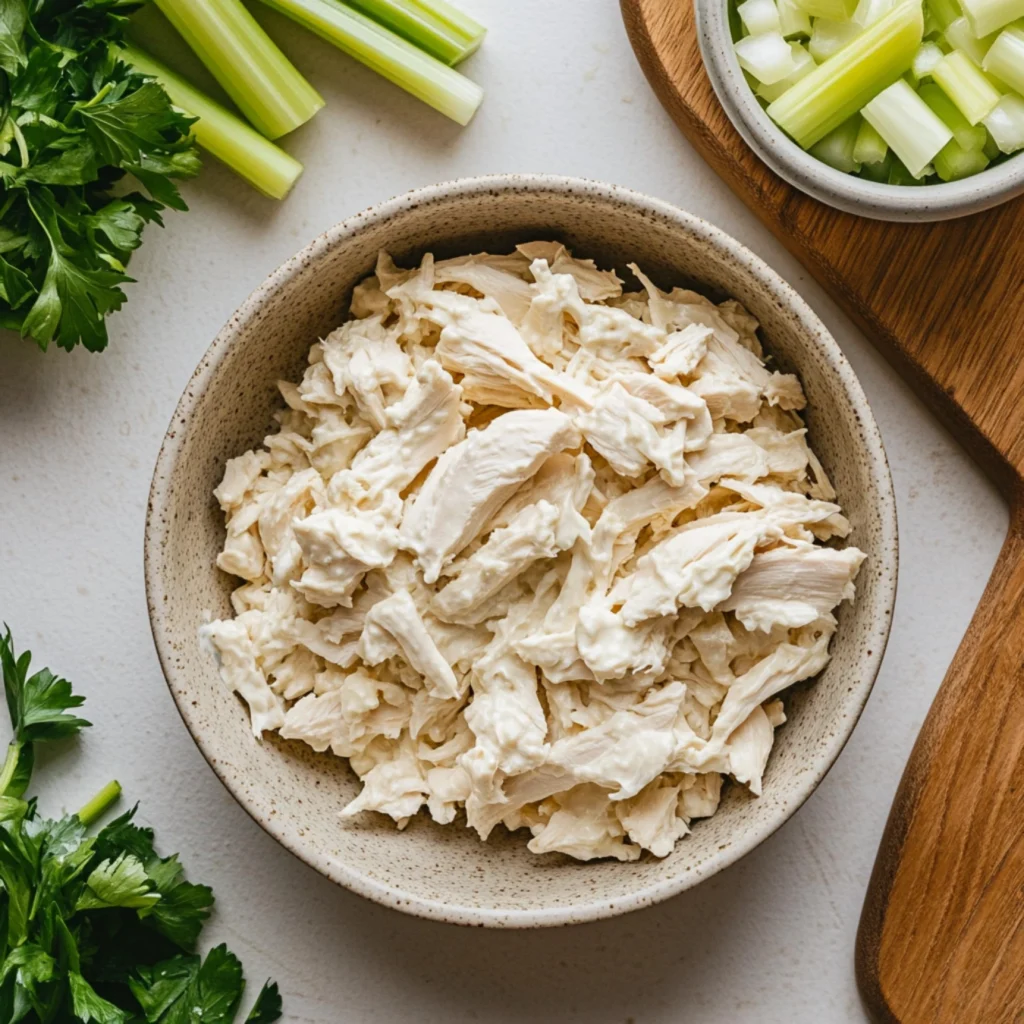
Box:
[146,177,896,926]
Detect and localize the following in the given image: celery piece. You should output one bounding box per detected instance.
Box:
[767,1,924,148]
[943,15,997,62]
[861,151,895,177]
[959,0,1024,35]
[778,0,814,35]
[911,39,946,76]
[983,92,1024,151]
[855,0,898,25]
[853,115,891,160]
[810,115,864,168]
[934,136,992,175]
[932,49,1001,122]
[739,0,783,34]
[983,25,1024,93]
[809,18,864,59]
[794,0,858,20]
[927,0,963,28]
[918,81,988,146]
[344,0,485,65]
[756,43,818,99]
[255,0,483,125]
[862,77,953,174]
[154,0,323,140]
[983,129,1001,157]
[735,31,799,83]
[121,45,303,199]
[888,156,926,181]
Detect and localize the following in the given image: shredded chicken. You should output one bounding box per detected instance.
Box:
[203,246,865,862]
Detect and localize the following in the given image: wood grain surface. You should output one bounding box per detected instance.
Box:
[620,1,1024,1020]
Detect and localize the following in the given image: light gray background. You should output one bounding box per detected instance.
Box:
[0,2,1008,1021]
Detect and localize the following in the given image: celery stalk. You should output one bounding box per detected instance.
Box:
[122,44,304,199]
[794,0,859,21]
[853,115,890,161]
[959,0,1024,36]
[944,16,997,63]
[862,77,952,174]
[926,0,963,28]
[767,0,924,148]
[778,0,814,35]
[934,136,992,176]
[932,49,1001,123]
[756,43,817,99]
[255,0,483,125]
[736,31,799,82]
[739,0,784,34]
[344,0,485,65]
[154,0,324,139]
[918,81,988,147]
[810,115,864,168]
[983,26,1024,93]
[911,40,945,78]
[983,92,1024,152]
[809,17,864,59]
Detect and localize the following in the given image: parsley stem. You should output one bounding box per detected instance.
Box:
[77,780,121,827]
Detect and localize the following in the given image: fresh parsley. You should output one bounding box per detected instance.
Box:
[0,0,200,353]
[0,627,281,1023]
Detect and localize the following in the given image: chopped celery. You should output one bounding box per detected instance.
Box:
[983,26,1024,93]
[927,0,963,28]
[861,77,952,173]
[794,0,859,20]
[810,115,864,167]
[983,129,1001,157]
[855,0,898,24]
[860,150,895,176]
[735,31,799,82]
[918,81,988,146]
[983,92,1024,151]
[121,45,303,199]
[779,0,815,35]
[853,115,891,160]
[911,39,946,75]
[767,1,924,148]
[934,135,993,175]
[932,49,1001,122]
[809,17,864,58]
[739,0,783,35]
[153,0,323,140]
[943,15,997,62]
[959,0,1024,35]
[888,155,928,181]
[344,0,485,65]
[255,0,483,125]
[756,43,818,99]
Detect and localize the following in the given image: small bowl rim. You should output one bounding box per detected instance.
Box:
[145,173,898,927]
[694,0,1024,222]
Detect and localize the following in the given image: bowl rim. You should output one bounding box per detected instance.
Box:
[145,173,898,927]
[694,0,1024,222]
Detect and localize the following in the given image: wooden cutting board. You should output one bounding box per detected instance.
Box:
[620,2,1024,1021]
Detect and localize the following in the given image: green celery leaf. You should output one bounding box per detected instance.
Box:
[0,0,28,75]
[21,138,100,186]
[245,981,283,1023]
[0,626,91,747]
[69,971,128,1023]
[0,253,34,308]
[162,945,244,1024]
[128,954,199,1022]
[9,46,62,116]
[85,198,145,254]
[76,854,161,912]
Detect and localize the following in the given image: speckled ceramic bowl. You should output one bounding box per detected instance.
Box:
[696,0,1024,221]
[145,175,897,927]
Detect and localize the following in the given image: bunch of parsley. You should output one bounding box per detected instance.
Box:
[0,0,201,353]
[0,628,282,1023]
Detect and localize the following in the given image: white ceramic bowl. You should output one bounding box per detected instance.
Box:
[145,175,897,927]
[695,0,1024,221]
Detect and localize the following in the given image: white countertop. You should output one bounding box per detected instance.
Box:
[0,2,1009,1021]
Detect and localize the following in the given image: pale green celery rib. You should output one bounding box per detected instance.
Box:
[122,44,304,199]
[918,81,988,148]
[155,0,324,139]
[345,0,485,65]
[767,0,924,148]
[255,0,483,125]
[983,26,1024,94]
[932,49,1001,123]
[959,0,1024,37]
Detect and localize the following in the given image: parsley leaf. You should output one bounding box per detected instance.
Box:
[0,632,282,1020]
[0,2,198,351]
